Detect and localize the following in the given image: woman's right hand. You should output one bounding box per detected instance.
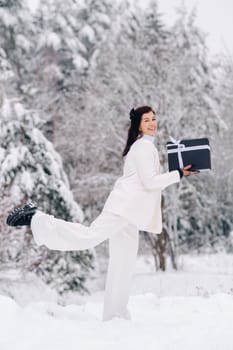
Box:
[182,164,200,176]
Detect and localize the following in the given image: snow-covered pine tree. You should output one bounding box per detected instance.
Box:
[210,57,233,247]
[28,0,114,142]
[158,6,222,254]
[42,0,119,222]
[67,0,143,223]
[114,2,223,265]
[0,0,36,95]
[0,52,94,293]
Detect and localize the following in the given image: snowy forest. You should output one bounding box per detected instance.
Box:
[0,0,233,297]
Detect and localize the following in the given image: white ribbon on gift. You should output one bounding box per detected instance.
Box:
[167,136,210,169]
[167,137,185,168]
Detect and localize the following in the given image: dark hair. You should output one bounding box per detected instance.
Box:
[122,105,155,157]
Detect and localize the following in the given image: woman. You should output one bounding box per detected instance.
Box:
[6,105,198,321]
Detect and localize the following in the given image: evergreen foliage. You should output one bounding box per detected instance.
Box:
[0,51,94,293]
[0,0,232,275]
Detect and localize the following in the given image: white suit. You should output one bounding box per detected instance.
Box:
[103,134,180,233]
[31,134,180,321]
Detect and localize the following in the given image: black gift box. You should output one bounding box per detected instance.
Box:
[166,138,211,172]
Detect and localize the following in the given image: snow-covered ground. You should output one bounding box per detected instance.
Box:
[1,253,233,350]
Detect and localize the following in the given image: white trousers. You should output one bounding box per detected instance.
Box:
[31,210,139,321]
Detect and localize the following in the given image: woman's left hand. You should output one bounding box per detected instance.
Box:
[182,164,200,176]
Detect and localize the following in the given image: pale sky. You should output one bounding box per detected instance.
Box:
[157,0,233,57]
[27,0,233,57]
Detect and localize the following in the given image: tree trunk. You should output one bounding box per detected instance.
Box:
[142,195,177,271]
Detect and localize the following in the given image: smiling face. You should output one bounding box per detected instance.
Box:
[139,111,157,136]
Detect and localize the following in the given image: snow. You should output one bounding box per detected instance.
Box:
[37,32,61,51]
[1,147,24,173]
[14,102,25,118]
[79,25,96,44]
[21,170,34,193]
[0,9,16,27]
[73,55,89,71]
[0,51,14,81]
[1,98,12,119]
[95,13,111,28]
[0,147,5,163]
[16,34,32,52]
[1,253,233,350]
[26,0,40,13]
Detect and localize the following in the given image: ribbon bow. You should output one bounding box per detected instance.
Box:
[168,136,185,168]
[129,108,136,120]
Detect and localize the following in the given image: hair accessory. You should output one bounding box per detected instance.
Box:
[129,108,136,120]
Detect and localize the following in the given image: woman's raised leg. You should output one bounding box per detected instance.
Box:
[31,210,131,251]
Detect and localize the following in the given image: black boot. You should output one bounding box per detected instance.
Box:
[6,203,37,227]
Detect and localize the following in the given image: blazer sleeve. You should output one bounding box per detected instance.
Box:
[133,141,180,191]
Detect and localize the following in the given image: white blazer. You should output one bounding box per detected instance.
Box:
[103,134,180,233]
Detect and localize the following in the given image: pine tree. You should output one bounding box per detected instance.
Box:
[41,0,120,222]
[210,56,233,247]
[0,0,36,95]
[114,2,223,265]
[0,51,94,293]
[158,7,222,256]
